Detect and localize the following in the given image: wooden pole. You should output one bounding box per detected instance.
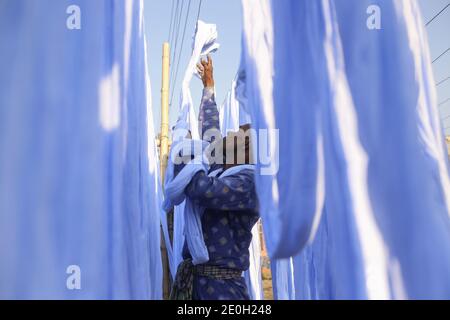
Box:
[160,42,171,299]
[160,42,170,183]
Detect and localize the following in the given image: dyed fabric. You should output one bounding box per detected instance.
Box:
[0,0,162,299]
[241,0,450,299]
[270,258,295,300]
[219,79,263,300]
[179,21,220,140]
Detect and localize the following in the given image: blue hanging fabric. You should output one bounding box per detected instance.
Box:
[241,0,326,261]
[241,0,450,299]
[270,258,296,300]
[332,0,450,299]
[0,0,163,299]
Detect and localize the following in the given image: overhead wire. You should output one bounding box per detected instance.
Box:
[432,47,450,64]
[426,3,450,27]
[437,76,450,87]
[168,0,176,43]
[169,0,185,103]
[439,98,450,107]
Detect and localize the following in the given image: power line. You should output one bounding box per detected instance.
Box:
[426,3,450,27]
[170,0,193,106]
[439,98,450,107]
[171,0,183,61]
[169,0,204,107]
[432,47,450,64]
[170,0,184,91]
[169,0,180,49]
[196,0,203,22]
[437,77,450,87]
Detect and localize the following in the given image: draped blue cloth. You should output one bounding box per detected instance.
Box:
[0,0,162,299]
[241,0,450,299]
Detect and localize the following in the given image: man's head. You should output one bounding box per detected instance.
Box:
[222,124,254,170]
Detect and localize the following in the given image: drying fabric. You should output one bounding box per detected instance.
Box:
[270,258,296,300]
[332,0,450,299]
[241,0,450,299]
[218,80,263,300]
[219,75,252,136]
[241,0,326,260]
[245,226,263,300]
[0,0,162,299]
[179,20,220,140]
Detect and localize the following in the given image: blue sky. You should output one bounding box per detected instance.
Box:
[145,0,450,133]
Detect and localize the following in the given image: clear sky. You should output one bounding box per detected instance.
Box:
[145,0,450,133]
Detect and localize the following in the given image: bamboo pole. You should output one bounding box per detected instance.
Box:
[160,42,170,183]
[160,42,171,299]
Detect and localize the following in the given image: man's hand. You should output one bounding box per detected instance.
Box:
[197,55,214,88]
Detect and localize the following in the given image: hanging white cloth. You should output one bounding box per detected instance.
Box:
[178,20,220,140]
[165,20,220,277]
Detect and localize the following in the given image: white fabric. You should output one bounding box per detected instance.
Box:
[271,258,296,300]
[241,0,324,260]
[235,64,253,126]
[178,20,220,140]
[219,76,252,135]
[245,226,263,300]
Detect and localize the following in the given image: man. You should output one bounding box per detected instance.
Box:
[170,56,259,300]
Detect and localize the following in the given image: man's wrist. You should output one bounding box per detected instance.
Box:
[202,87,215,102]
[203,86,215,95]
